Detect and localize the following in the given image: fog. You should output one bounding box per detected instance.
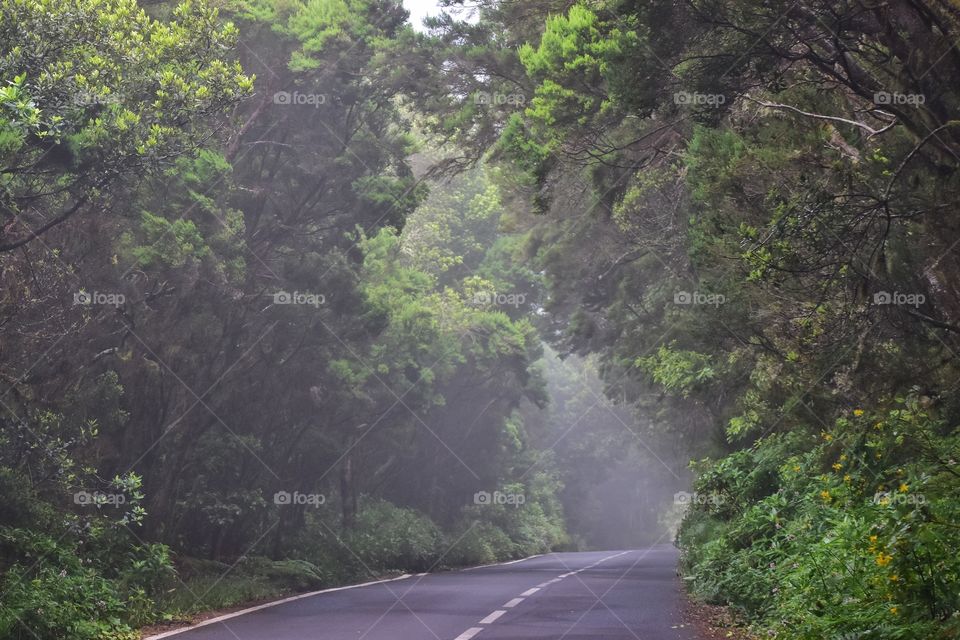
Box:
[6,2,958,638]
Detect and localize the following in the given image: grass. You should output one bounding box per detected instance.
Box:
[154,556,329,617]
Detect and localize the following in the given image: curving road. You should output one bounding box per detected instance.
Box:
[146,545,702,640]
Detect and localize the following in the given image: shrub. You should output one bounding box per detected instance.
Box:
[343,500,444,573]
[444,521,515,566]
[455,476,568,560]
[155,555,326,615]
[0,528,136,640]
[677,396,960,639]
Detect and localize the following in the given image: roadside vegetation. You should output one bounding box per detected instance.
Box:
[408,0,960,637]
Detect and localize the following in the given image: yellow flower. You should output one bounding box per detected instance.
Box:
[853,409,864,416]
[890,575,899,582]
[898,483,909,493]
[869,535,878,544]
[844,474,852,483]
[824,433,833,441]
[832,463,843,471]
[890,606,898,614]
[840,454,848,461]
[820,490,832,502]
[793,465,801,472]
[876,552,893,567]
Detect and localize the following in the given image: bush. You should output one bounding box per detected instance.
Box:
[677,397,960,639]
[287,525,362,584]
[237,557,328,592]
[444,521,515,567]
[0,528,136,640]
[453,477,568,561]
[114,542,177,598]
[343,500,444,573]
[155,555,326,615]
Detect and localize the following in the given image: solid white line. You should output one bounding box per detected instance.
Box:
[519,587,540,597]
[454,628,485,640]
[479,610,507,624]
[503,597,524,608]
[142,574,414,639]
[461,553,543,571]
[582,551,630,571]
[603,551,630,561]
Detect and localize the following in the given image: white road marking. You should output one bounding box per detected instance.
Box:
[580,551,631,571]
[142,574,414,639]
[453,552,635,640]
[461,553,544,570]
[479,610,507,624]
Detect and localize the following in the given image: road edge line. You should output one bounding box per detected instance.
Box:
[460,553,543,571]
[141,573,414,639]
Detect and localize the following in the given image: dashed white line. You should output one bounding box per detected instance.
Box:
[451,551,634,639]
[479,610,507,624]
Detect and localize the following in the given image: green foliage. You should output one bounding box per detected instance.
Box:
[0,0,252,248]
[420,2,960,637]
[156,556,327,616]
[498,113,553,180]
[344,500,444,572]
[129,211,209,267]
[0,528,143,640]
[121,149,245,277]
[518,5,639,134]
[454,474,568,562]
[637,345,716,398]
[683,126,749,207]
[444,521,515,567]
[0,0,576,636]
[679,398,960,638]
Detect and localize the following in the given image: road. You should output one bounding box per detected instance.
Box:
[147,545,702,640]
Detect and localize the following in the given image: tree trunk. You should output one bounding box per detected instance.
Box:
[340,445,357,529]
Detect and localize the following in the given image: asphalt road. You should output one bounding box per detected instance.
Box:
[148,545,702,640]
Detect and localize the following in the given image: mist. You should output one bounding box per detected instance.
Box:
[3,1,959,639]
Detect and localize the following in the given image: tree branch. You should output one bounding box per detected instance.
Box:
[744,96,897,137]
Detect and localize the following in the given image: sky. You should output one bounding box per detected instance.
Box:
[404,0,444,31]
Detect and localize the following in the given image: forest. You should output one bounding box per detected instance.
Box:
[1,1,959,639]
